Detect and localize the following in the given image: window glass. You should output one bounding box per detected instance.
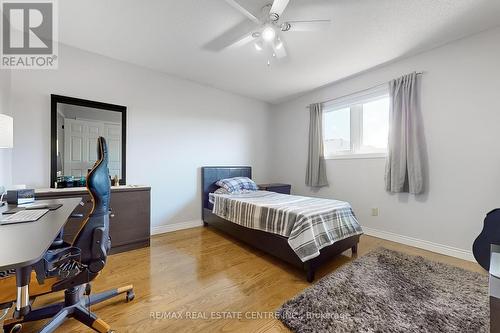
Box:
[323,107,350,154]
[322,91,389,158]
[361,97,389,151]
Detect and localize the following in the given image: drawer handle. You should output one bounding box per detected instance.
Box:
[70,213,84,218]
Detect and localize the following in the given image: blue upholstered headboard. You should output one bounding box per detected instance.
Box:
[201,166,252,211]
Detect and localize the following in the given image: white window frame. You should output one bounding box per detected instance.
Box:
[323,85,389,160]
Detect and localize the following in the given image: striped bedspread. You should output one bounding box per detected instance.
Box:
[209,191,363,262]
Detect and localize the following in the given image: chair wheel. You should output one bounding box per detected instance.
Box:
[9,324,22,333]
[126,290,135,302]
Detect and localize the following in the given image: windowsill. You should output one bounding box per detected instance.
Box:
[324,153,387,160]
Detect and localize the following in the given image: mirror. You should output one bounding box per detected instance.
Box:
[51,95,126,188]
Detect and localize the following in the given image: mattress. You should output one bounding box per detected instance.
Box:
[209,191,363,262]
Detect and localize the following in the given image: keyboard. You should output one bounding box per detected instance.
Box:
[0,209,49,225]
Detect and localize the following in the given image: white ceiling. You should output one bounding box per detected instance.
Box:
[59,0,500,103]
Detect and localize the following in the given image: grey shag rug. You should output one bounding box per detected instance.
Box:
[277,248,488,333]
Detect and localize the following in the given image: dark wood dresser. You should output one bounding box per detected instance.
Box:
[36,186,151,254]
[491,244,500,333]
[258,183,291,195]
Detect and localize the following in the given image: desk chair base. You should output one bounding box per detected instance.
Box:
[3,284,134,333]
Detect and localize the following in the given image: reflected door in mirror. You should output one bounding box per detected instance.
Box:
[63,119,122,179]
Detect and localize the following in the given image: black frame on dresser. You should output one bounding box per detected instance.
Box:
[201,166,360,282]
[50,94,127,187]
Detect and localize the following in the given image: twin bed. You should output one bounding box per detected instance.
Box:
[201,166,363,282]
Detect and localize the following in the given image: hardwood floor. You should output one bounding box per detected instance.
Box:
[10,226,484,333]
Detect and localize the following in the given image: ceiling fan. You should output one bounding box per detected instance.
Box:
[205,0,331,65]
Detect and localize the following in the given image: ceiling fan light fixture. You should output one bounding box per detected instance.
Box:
[262,26,276,42]
[219,0,332,65]
[275,38,283,50]
[254,41,263,51]
[280,22,291,32]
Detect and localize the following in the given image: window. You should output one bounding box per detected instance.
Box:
[323,87,389,159]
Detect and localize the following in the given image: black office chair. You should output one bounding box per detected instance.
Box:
[0,137,134,333]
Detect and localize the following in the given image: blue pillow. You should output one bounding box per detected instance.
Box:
[216,177,258,193]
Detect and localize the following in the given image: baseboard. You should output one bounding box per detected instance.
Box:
[151,220,203,235]
[362,226,475,262]
[151,222,475,261]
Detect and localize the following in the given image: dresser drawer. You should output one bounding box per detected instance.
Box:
[109,190,150,247]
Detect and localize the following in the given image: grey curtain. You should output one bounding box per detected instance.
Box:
[385,72,424,194]
[305,103,328,187]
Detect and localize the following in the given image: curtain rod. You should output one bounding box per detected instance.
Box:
[306,71,424,108]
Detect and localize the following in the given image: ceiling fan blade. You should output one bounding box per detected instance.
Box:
[225,0,260,24]
[203,20,257,51]
[270,0,290,19]
[282,20,331,32]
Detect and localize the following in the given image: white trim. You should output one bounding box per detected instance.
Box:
[150,221,476,262]
[325,153,386,160]
[362,226,475,262]
[151,219,203,235]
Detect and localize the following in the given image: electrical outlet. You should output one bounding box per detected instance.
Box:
[371,208,379,216]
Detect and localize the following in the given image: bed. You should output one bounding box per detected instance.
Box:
[201,166,362,282]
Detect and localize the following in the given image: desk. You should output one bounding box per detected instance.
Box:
[0,198,81,316]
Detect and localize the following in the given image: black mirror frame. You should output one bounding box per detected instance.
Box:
[50,94,127,188]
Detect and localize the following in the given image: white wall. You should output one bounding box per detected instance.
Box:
[9,44,271,229]
[270,27,500,257]
[0,69,12,188]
